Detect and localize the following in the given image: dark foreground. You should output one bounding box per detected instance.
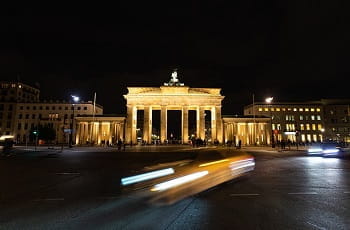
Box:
[0,146,350,229]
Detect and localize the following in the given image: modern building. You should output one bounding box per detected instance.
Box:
[244,99,350,143]
[321,99,350,143]
[244,101,324,143]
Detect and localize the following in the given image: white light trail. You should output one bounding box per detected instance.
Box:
[121,168,175,186]
[151,171,209,192]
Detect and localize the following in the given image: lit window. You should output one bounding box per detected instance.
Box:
[258,108,262,111]
[272,124,276,130]
[306,124,310,130]
[264,108,269,112]
[287,108,292,111]
[271,108,275,111]
[293,108,297,111]
[316,108,321,112]
[310,108,315,112]
[277,124,281,130]
[318,124,322,130]
[311,115,315,120]
[300,124,305,130]
[305,108,309,112]
[276,108,280,111]
[282,108,286,111]
[312,124,316,130]
[313,134,317,142]
[299,108,303,112]
[317,115,321,120]
[299,115,303,120]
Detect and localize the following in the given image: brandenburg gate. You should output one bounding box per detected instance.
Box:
[124,71,225,144]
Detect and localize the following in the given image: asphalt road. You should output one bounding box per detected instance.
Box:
[0,146,349,230]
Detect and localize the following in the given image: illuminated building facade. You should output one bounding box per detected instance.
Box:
[321,99,350,143]
[244,102,324,143]
[223,115,271,146]
[244,100,350,143]
[123,71,224,144]
[75,115,125,145]
[0,81,103,144]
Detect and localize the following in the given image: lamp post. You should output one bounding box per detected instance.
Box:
[69,95,80,148]
[265,97,275,148]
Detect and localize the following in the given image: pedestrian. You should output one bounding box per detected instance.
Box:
[117,139,122,151]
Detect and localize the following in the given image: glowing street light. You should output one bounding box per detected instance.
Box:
[69,95,80,148]
[265,97,275,148]
[265,97,273,103]
[72,95,80,103]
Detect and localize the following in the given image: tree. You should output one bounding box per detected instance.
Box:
[29,125,56,143]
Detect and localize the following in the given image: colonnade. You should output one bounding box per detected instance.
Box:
[125,105,223,144]
[75,120,124,145]
[223,118,271,146]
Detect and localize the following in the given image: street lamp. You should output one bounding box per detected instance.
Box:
[265,97,275,148]
[69,95,80,148]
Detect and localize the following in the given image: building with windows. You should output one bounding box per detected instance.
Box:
[244,101,325,143]
[321,99,350,143]
[0,81,103,144]
[244,99,350,143]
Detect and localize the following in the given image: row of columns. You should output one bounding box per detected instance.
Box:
[75,121,124,145]
[224,122,270,145]
[125,105,223,144]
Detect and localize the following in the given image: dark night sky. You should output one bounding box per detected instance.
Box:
[1,2,349,115]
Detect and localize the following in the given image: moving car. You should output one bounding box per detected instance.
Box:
[308,142,349,157]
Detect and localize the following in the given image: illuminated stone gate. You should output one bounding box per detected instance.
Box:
[124,71,225,144]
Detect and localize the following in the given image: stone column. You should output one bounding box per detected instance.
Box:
[126,105,137,144]
[120,122,125,141]
[196,107,200,138]
[109,122,113,144]
[93,122,97,144]
[161,106,167,143]
[216,106,223,143]
[75,122,81,144]
[199,107,205,140]
[143,106,152,144]
[211,106,217,142]
[98,121,102,145]
[182,106,188,144]
[84,123,89,144]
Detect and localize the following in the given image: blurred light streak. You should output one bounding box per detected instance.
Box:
[121,168,175,186]
[308,148,323,153]
[323,149,339,154]
[151,171,209,192]
[199,159,229,167]
[230,162,255,171]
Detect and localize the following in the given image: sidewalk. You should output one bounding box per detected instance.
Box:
[239,145,308,153]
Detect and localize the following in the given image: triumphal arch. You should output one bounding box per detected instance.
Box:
[124,71,225,144]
